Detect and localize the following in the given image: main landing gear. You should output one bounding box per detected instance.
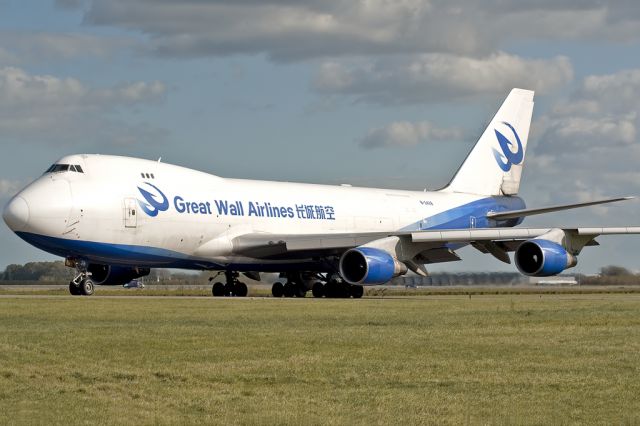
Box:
[271,281,306,298]
[271,274,363,299]
[310,278,363,299]
[210,271,248,297]
[68,262,94,296]
[271,272,309,298]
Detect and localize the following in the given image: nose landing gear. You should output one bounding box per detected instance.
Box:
[69,270,95,296]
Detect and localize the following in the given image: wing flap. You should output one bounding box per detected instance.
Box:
[577,227,640,235]
[410,228,552,242]
[415,248,461,264]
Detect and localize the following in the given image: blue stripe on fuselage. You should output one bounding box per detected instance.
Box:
[14,231,218,269]
[403,196,526,231]
[14,231,329,272]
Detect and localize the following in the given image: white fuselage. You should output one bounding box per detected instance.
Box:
[3,154,524,271]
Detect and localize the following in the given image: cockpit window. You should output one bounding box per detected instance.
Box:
[44,164,85,174]
[51,164,69,172]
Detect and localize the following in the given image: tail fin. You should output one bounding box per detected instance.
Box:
[442,88,534,196]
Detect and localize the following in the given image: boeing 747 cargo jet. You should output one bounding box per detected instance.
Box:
[3,89,639,297]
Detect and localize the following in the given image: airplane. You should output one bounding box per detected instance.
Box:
[3,88,639,297]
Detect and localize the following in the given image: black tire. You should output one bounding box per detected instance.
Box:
[283,282,295,298]
[79,279,94,296]
[311,282,324,298]
[235,282,248,297]
[272,282,284,298]
[350,285,364,299]
[324,280,337,298]
[223,283,234,297]
[339,283,350,298]
[212,282,225,297]
[69,282,80,296]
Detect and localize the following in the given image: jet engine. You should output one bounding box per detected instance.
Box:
[514,239,577,277]
[87,264,150,286]
[339,247,407,285]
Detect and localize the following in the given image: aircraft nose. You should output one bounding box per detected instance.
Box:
[3,196,30,231]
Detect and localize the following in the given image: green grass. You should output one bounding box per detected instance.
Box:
[1,295,639,424]
[3,284,640,298]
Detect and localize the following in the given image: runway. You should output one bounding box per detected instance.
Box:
[2,291,640,302]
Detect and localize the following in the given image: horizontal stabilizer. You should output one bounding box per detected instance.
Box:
[486,196,634,220]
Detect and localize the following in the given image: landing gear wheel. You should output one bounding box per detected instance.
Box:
[338,283,350,298]
[283,282,295,298]
[324,280,338,298]
[223,283,234,297]
[212,282,225,297]
[234,282,248,297]
[350,285,364,299]
[272,282,284,298]
[78,279,94,296]
[68,282,80,296]
[311,282,324,298]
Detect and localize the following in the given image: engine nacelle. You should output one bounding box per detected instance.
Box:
[515,239,577,277]
[87,264,150,286]
[339,247,407,285]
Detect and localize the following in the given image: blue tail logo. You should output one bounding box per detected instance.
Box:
[137,182,169,217]
[492,122,523,172]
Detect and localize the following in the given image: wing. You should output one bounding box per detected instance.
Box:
[223,226,640,265]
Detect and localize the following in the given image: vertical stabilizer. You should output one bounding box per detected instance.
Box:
[442,88,534,196]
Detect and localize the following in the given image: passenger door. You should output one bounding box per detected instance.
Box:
[124,198,137,228]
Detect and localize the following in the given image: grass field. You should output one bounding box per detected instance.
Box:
[1,295,639,424]
[3,283,640,298]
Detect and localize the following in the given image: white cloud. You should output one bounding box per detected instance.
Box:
[0,66,167,145]
[536,68,640,155]
[536,114,637,155]
[0,67,164,108]
[52,1,640,61]
[314,53,573,104]
[525,68,640,211]
[359,121,463,149]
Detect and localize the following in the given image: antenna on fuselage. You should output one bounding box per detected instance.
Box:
[157,157,162,163]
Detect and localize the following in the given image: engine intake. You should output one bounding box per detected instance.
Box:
[339,247,407,285]
[88,264,150,286]
[515,239,577,277]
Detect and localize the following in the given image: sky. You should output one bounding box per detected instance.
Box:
[1,0,640,274]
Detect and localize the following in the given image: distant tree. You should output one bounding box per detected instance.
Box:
[600,265,633,276]
[1,261,71,281]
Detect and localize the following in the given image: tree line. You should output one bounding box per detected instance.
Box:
[1,261,639,285]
